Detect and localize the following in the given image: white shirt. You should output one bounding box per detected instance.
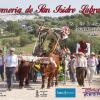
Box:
[5,54,18,67]
[76,56,87,68]
[88,57,98,67]
[70,58,76,68]
[64,55,71,70]
[0,55,3,66]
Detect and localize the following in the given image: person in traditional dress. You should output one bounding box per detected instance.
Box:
[87,52,98,83]
[96,55,100,74]
[75,52,87,86]
[69,54,76,83]
[62,48,71,81]
[0,48,4,81]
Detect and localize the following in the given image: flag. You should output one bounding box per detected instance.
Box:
[76,42,90,55]
[61,26,70,39]
[39,26,45,31]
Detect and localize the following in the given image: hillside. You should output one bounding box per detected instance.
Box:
[0,13,100,53]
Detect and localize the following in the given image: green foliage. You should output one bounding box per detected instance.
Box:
[61,31,100,53]
[0,13,100,53]
[61,30,91,53]
[1,38,20,48]
[0,20,7,28]
[6,21,25,36]
[89,37,100,53]
[19,34,33,47]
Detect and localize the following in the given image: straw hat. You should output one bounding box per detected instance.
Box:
[91,52,95,56]
[0,48,3,51]
[9,48,15,52]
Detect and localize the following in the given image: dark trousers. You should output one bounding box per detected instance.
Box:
[6,67,16,88]
[76,67,86,86]
[69,69,76,82]
[0,65,4,81]
[31,68,37,82]
[96,65,100,74]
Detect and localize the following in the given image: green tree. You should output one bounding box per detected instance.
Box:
[6,21,24,36]
[20,34,33,47]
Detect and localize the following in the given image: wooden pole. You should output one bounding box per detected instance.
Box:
[32,31,41,54]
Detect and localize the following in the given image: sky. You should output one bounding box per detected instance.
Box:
[0,0,99,17]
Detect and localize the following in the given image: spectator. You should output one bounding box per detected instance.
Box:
[0,48,4,81]
[87,52,98,83]
[75,52,87,86]
[96,55,100,74]
[62,48,71,81]
[5,48,18,91]
[69,54,76,83]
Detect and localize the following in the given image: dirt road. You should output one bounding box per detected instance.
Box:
[0,75,100,100]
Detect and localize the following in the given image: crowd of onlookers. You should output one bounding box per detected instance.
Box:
[0,47,100,91]
[62,49,100,86]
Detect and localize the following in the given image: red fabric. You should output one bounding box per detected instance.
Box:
[62,26,70,34]
[79,41,87,53]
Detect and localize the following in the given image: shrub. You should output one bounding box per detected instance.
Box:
[19,34,33,47]
[1,39,20,48]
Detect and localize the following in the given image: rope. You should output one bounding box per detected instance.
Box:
[51,38,60,54]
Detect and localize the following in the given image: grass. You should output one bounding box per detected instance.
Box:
[0,36,20,46]
[16,41,49,54]
[0,35,33,53]
[0,35,50,54]
[1,33,100,55]
[16,43,34,54]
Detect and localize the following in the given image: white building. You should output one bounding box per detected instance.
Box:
[0,13,39,21]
